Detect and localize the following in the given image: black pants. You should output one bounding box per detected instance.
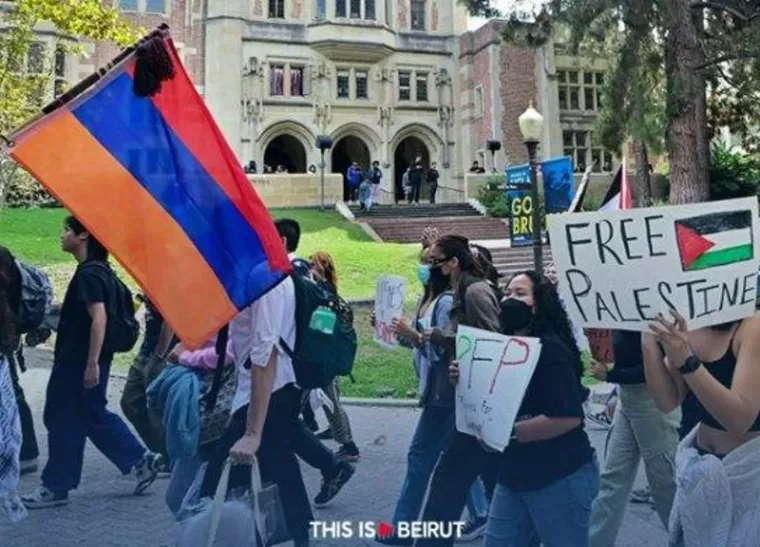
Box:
[293,416,338,476]
[409,180,421,203]
[201,384,313,542]
[415,433,490,547]
[9,356,39,462]
[429,183,438,204]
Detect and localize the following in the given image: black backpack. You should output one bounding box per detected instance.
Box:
[13,259,53,334]
[83,262,140,353]
[280,273,358,389]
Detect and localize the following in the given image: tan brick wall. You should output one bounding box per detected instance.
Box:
[499,46,537,165]
[249,174,344,208]
[91,1,205,90]
[397,0,408,29]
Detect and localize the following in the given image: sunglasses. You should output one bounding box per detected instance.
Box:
[428,256,450,268]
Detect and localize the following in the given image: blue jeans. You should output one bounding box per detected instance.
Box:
[41,362,146,496]
[392,405,488,525]
[484,460,599,547]
[166,455,203,517]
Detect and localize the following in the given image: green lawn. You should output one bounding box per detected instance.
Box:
[0,207,420,393]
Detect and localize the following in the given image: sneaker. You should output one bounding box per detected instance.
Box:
[21,486,69,509]
[630,486,652,504]
[586,409,612,429]
[133,452,163,495]
[457,516,487,542]
[156,458,171,479]
[336,443,360,462]
[316,428,334,441]
[314,461,355,507]
[20,458,38,475]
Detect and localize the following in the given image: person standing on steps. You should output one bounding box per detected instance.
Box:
[408,156,424,205]
[370,160,383,204]
[427,162,440,204]
[22,216,162,509]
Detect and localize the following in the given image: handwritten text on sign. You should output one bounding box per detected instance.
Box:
[547,197,760,331]
[374,276,407,348]
[455,326,542,452]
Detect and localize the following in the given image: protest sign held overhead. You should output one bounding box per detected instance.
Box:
[548,197,760,331]
[374,276,407,348]
[455,325,542,452]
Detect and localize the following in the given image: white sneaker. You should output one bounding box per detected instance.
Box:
[133,452,162,495]
[21,486,69,509]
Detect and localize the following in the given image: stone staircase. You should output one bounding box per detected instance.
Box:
[351,203,481,219]
[490,246,554,280]
[350,203,509,243]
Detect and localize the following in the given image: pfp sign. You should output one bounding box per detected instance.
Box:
[548,197,760,331]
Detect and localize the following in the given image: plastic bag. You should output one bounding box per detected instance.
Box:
[176,458,289,547]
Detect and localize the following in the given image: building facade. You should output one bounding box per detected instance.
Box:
[93,4,616,201]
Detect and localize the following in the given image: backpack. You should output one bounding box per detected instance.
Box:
[280,274,358,389]
[83,262,140,353]
[13,260,53,334]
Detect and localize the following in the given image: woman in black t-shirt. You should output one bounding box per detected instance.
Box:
[464,270,598,547]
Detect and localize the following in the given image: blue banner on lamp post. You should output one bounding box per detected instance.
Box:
[540,156,575,214]
[505,164,533,247]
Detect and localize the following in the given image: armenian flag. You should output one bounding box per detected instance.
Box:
[3,26,291,347]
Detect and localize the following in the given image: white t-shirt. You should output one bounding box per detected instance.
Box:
[230,276,297,413]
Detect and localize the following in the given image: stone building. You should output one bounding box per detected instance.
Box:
[95,3,616,202]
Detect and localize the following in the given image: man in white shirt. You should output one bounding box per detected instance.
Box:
[199,267,312,545]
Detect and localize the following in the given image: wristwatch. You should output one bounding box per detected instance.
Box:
[677,355,702,375]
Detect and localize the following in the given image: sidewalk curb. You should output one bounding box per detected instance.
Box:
[341,397,419,408]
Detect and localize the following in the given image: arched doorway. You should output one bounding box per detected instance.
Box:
[394,136,430,202]
[263,134,306,173]
[331,136,370,201]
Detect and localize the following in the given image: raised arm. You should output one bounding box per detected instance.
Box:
[681,315,760,435]
[642,331,687,413]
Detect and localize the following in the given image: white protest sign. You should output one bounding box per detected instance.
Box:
[548,197,760,331]
[455,325,542,452]
[374,275,407,348]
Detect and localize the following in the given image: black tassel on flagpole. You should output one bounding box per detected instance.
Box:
[133,23,176,98]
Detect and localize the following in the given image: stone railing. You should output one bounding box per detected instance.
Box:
[247,173,343,208]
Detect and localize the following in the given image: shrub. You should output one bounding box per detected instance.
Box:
[709,142,760,201]
[1,162,57,208]
[477,174,510,218]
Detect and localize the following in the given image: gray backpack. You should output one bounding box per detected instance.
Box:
[14,259,53,334]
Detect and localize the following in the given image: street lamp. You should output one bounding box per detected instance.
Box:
[316,135,333,211]
[486,139,501,172]
[518,102,545,271]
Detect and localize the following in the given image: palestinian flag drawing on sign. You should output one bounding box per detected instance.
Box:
[675,210,754,271]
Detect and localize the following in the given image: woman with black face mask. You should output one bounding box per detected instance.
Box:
[456,270,598,547]
[376,246,488,545]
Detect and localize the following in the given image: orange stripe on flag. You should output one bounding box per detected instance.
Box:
[11,110,239,347]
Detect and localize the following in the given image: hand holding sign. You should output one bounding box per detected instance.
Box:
[649,309,691,370]
[374,276,407,348]
[455,325,542,452]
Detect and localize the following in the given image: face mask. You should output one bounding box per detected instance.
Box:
[417,264,431,286]
[500,298,534,334]
[429,266,450,286]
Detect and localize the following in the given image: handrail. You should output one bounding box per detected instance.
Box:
[436,184,465,194]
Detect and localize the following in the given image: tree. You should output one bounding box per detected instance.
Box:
[460,0,760,205]
[0,0,138,205]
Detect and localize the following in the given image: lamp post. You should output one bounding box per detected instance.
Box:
[316,135,333,211]
[486,139,502,172]
[518,103,545,272]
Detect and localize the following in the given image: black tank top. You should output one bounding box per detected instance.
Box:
[695,328,760,431]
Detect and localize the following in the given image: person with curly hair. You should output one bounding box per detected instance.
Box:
[455,270,598,547]
[308,251,360,462]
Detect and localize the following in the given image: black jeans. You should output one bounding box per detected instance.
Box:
[9,356,39,461]
[201,384,313,542]
[429,183,438,204]
[409,180,421,203]
[293,417,338,476]
[415,433,490,547]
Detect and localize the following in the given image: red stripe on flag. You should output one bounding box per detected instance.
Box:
[124,43,290,274]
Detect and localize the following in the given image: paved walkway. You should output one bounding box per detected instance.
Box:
[1,365,668,547]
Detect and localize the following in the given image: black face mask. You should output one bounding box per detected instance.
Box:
[429,266,450,287]
[500,298,534,335]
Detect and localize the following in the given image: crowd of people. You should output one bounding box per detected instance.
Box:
[2,210,760,547]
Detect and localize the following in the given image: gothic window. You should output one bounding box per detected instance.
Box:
[269,0,285,18]
[411,0,425,30]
